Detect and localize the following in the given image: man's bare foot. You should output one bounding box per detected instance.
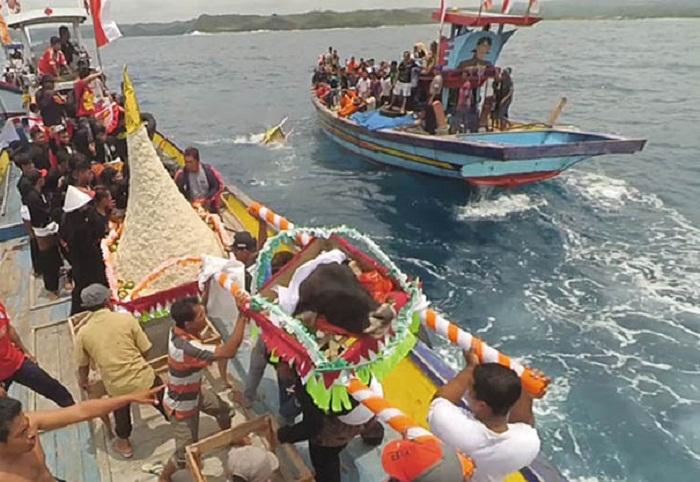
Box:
[113,438,134,458]
[46,290,60,301]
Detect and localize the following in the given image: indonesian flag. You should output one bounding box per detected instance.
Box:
[90,0,121,48]
[482,0,493,11]
[501,0,512,14]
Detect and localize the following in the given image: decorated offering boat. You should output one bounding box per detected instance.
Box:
[0,77,566,482]
[312,8,646,188]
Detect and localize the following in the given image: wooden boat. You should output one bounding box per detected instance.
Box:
[0,84,568,482]
[0,5,93,111]
[312,9,646,188]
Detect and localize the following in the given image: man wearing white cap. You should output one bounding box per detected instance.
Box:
[62,185,109,314]
[226,445,279,482]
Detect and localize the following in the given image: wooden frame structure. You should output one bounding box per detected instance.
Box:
[185,415,314,482]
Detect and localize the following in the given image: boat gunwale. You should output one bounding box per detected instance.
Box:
[312,97,647,162]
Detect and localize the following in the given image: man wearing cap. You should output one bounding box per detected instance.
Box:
[61,185,108,314]
[226,445,279,482]
[382,437,470,482]
[428,352,542,482]
[230,231,258,292]
[75,284,167,458]
[0,300,74,407]
[174,147,224,212]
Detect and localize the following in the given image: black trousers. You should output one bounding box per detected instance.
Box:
[2,359,75,407]
[309,443,346,482]
[39,246,62,293]
[113,376,167,439]
[29,237,42,275]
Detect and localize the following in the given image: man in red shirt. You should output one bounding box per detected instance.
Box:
[74,67,104,119]
[0,302,74,407]
[37,37,68,78]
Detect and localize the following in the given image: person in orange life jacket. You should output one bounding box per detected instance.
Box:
[158,297,249,482]
[37,37,69,79]
[0,301,75,408]
[174,147,224,212]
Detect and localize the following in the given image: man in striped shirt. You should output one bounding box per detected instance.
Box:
[159,297,248,482]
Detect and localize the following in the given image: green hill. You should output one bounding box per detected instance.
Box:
[119,2,700,37]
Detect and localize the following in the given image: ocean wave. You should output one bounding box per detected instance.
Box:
[524,170,700,467]
[456,193,548,221]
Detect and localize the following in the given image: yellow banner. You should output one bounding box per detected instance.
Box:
[122,66,142,135]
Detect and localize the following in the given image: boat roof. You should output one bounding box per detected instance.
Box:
[432,9,542,27]
[6,7,87,29]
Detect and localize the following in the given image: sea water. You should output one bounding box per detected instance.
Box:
[98,19,699,481]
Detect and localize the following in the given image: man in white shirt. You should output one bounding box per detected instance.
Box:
[356,70,371,100]
[428,351,545,482]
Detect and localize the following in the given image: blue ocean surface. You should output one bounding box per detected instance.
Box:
[98,19,698,482]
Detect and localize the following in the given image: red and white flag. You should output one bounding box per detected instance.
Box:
[501,0,512,14]
[90,0,121,48]
[482,0,493,11]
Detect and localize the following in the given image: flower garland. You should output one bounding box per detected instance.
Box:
[250,226,427,412]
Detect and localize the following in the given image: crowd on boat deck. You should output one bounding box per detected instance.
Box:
[312,43,515,134]
[0,33,542,482]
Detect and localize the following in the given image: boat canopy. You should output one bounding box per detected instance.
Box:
[432,9,542,28]
[6,7,87,29]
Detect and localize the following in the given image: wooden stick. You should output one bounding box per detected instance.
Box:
[546,97,568,127]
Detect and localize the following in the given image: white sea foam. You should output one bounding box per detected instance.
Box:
[524,170,700,465]
[456,193,548,221]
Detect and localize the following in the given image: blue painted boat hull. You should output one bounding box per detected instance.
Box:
[313,99,646,187]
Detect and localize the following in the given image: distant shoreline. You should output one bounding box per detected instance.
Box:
[118,7,700,38]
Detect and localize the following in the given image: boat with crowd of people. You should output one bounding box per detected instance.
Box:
[0,72,567,480]
[0,3,569,482]
[312,8,646,188]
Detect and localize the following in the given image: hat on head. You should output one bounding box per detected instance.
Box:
[226,446,279,482]
[63,185,93,212]
[232,231,256,251]
[381,438,466,482]
[80,284,112,308]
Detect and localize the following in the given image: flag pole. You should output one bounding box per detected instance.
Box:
[86,2,104,72]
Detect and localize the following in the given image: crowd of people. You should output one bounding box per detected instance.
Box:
[312,40,515,134]
[1,29,540,482]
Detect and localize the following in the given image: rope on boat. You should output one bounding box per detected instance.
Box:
[347,377,475,478]
[419,309,549,398]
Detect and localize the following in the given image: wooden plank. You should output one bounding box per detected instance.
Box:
[186,415,313,482]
